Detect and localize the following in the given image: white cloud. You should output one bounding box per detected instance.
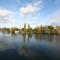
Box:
[20,5,37,15]
[0,9,13,17]
[33,0,42,6]
[50,9,60,22]
[0,8,17,24]
[20,0,42,16]
[49,9,60,26]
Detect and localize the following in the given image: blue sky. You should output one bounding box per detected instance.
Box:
[0,0,60,28]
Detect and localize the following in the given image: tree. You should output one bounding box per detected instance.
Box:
[40,26,46,34]
[34,26,40,34]
[47,26,55,34]
[27,24,32,33]
[10,27,18,34]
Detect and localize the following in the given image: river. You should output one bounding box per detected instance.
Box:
[0,32,60,60]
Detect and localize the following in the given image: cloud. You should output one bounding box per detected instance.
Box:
[50,9,60,22]
[20,5,37,15]
[20,0,42,16]
[0,9,12,17]
[49,9,60,26]
[0,8,17,23]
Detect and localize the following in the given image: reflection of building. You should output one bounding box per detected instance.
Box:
[24,23,26,33]
[56,26,60,34]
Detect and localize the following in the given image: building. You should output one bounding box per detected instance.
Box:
[24,23,26,33]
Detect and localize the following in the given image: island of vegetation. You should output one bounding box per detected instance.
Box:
[0,24,60,35]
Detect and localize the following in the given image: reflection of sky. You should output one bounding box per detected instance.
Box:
[0,33,59,50]
[0,33,60,59]
[0,33,60,60]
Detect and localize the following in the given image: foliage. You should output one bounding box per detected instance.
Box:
[1,25,60,35]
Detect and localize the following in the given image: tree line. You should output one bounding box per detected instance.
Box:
[0,25,60,35]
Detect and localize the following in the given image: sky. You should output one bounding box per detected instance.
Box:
[0,0,60,28]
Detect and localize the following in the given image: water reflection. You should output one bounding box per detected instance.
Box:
[34,34,59,43]
[0,32,60,49]
[34,34,40,40]
[0,32,60,60]
[28,33,32,41]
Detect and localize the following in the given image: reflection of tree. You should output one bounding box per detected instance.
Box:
[19,34,31,56]
[22,33,32,43]
[22,33,26,43]
[34,34,55,42]
[48,35,54,41]
[11,33,17,36]
[34,34,40,40]
[40,35,54,41]
[28,33,32,41]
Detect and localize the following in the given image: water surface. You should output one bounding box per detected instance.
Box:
[0,32,60,60]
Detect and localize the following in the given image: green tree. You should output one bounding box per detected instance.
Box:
[40,26,46,34]
[27,24,32,33]
[10,27,18,34]
[34,26,40,34]
[47,26,55,34]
